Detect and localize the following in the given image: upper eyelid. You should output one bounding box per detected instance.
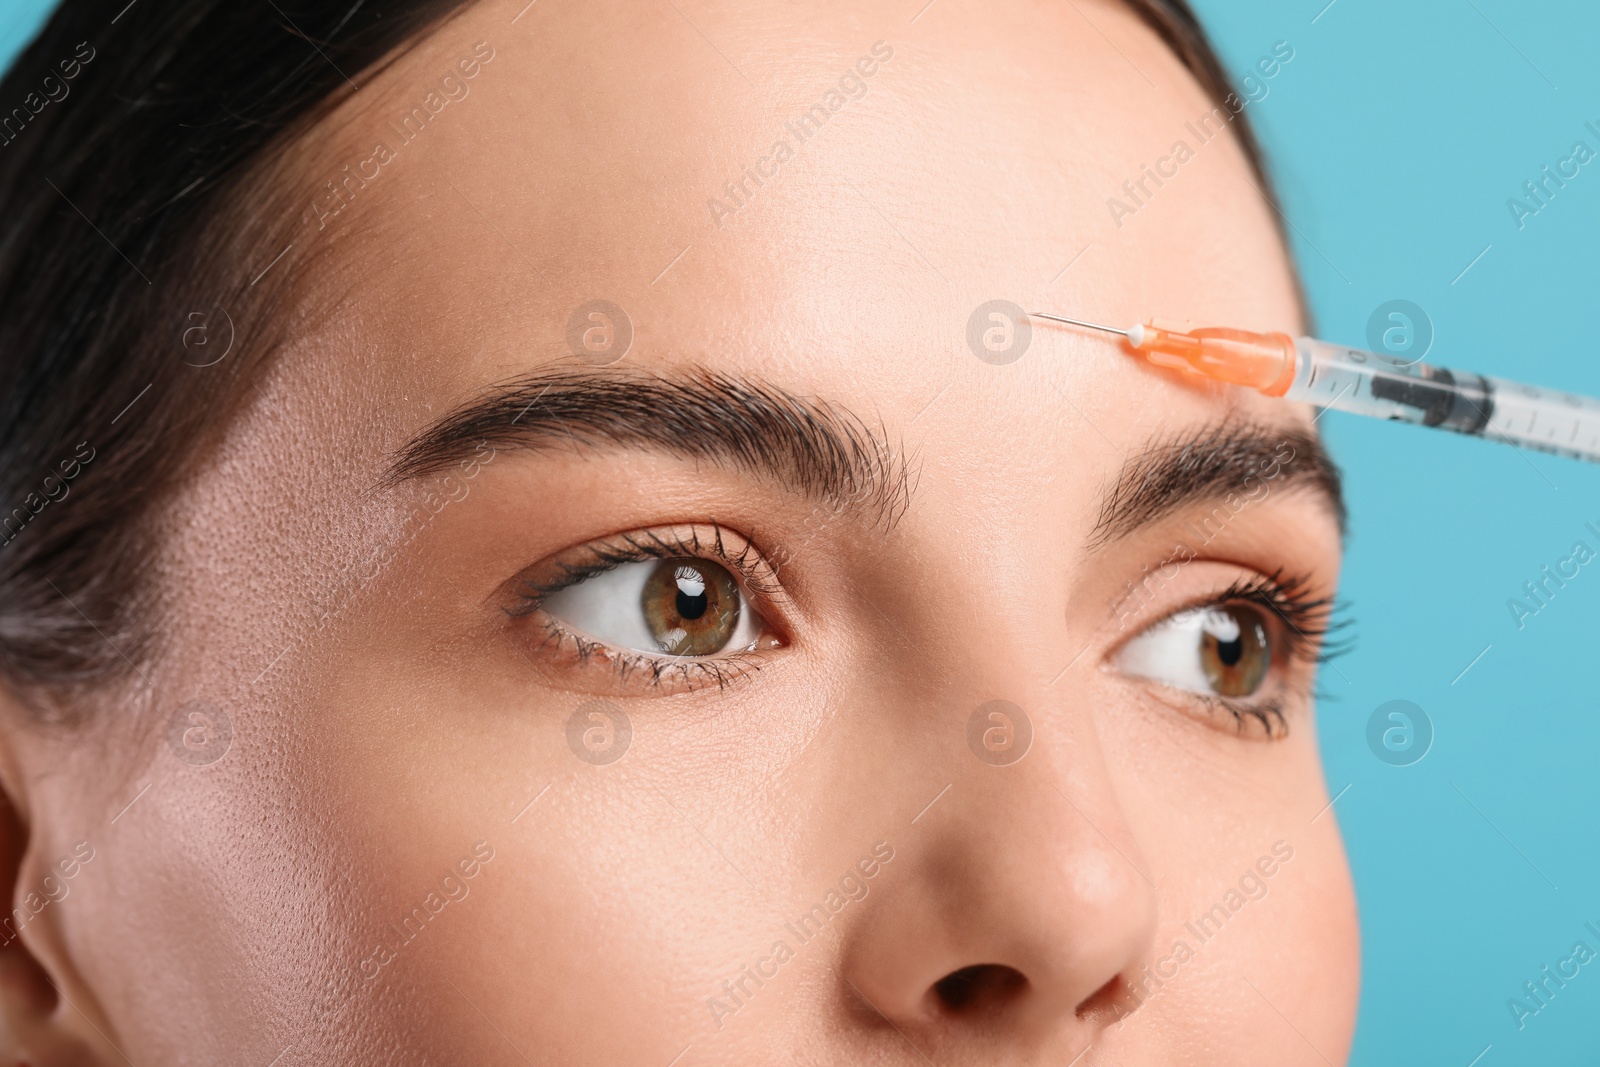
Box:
[1114,572,1332,664]
[508,523,789,617]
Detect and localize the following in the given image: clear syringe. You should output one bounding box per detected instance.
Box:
[1030,312,1600,465]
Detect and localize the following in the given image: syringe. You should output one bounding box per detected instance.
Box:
[1030,311,1600,466]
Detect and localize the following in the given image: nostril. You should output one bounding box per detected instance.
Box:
[932,963,1028,1014]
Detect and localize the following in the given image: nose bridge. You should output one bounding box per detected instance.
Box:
[822,505,1162,1051]
[964,708,1159,998]
[980,715,1158,1009]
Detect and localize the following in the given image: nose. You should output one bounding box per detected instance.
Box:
[839,705,1158,1055]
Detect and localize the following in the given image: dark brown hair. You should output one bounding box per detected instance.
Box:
[0,0,1291,707]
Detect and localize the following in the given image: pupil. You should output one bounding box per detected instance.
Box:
[675,569,709,620]
[1216,635,1243,666]
[676,587,708,619]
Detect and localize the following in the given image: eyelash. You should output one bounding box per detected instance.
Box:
[1173,569,1347,737]
[506,524,782,692]
[508,530,1350,723]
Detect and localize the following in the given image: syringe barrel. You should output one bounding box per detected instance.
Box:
[1284,337,1600,464]
[1477,373,1600,462]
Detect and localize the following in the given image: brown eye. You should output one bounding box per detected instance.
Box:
[640,559,743,656]
[1199,605,1271,697]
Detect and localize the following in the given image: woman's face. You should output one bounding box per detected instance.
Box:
[12,0,1358,1062]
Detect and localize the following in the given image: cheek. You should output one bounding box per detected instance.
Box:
[59,767,370,1060]
[1255,829,1360,1055]
[1091,677,1357,1047]
[240,628,828,1061]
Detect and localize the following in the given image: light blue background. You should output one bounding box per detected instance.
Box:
[0,4,51,76]
[1191,1,1600,1064]
[4,1,1598,1063]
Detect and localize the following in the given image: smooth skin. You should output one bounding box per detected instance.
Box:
[0,0,1359,1063]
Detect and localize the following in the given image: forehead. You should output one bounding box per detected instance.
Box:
[272,0,1305,484]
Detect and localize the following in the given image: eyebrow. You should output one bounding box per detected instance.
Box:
[384,367,913,526]
[1090,421,1346,548]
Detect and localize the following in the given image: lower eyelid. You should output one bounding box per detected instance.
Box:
[1212,694,1289,738]
[522,613,768,693]
[1126,677,1293,740]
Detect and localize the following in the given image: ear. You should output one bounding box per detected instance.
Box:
[0,735,120,1065]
